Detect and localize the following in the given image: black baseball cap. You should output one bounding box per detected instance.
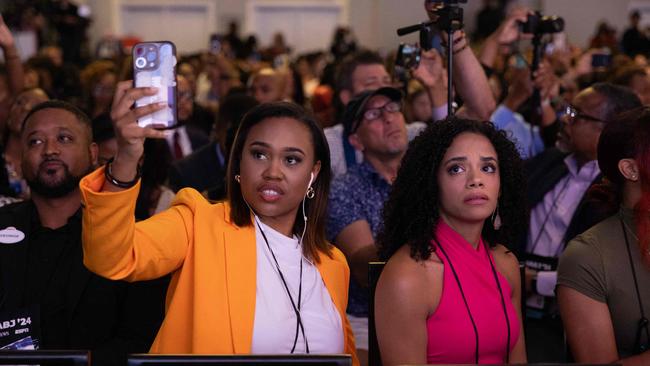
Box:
[342,86,403,137]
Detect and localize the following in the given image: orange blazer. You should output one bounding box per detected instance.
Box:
[80,167,358,365]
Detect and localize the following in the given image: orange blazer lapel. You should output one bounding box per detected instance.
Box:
[223,213,256,354]
[316,254,348,315]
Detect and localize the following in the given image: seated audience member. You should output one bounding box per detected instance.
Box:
[404,80,433,124]
[324,50,426,177]
[177,73,215,137]
[286,65,306,106]
[0,100,166,365]
[248,67,285,104]
[521,83,642,362]
[3,88,50,198]
[196,54,242,112]
[168,93,258,200]
[375,118,527,365]
[92,112,117,165]
[38,46,82,105]
[310,84,335,128]
[589,21,618,52]
[80,60,117,118]
[327,87,409,365]
[163,76,209,160]
[326,26,495,177]
[24,57,57,99]
[178,61,198,95]
[79,82,358,364]
[610,65,650,105]
[325,50,393,177]
[558,106,650,364]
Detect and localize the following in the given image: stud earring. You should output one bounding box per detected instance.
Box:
[235,174,241,183]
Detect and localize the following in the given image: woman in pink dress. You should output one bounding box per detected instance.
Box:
[375,118,528,364]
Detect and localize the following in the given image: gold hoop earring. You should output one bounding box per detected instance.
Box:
[235,174,241,183]
[306,186,315,199]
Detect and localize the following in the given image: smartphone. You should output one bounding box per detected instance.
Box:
[591,52,612,69]
[133,41,178,129]
[209,34,221,54]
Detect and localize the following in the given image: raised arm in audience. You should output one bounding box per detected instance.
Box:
[0,14,23,96]
[448,30,496,120]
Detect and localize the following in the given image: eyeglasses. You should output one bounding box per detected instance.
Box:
[351,101,402,133]
[562,104,608,125]
[364,100,401,121]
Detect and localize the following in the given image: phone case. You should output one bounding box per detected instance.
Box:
[133,41,178,128]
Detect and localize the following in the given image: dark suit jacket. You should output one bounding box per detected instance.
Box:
[168,141,226,200]
[520,147,610,256]
[0,201,167,366]
[184,103,215,137]
[186,125,210,151]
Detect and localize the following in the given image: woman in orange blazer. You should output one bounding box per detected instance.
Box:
[80,81,358,365]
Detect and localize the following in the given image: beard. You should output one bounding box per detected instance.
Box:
[25,161,91,199]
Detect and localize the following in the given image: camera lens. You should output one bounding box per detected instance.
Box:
[146,51,156,62]
[135,57,147,68]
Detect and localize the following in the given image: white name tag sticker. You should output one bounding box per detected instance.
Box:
[0,227,25,244]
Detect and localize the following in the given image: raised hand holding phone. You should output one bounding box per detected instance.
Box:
[133,41,178,129]
[104,81,166,191]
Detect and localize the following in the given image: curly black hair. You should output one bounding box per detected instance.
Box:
[378,117,528,261]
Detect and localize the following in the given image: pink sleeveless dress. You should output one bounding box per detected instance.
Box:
[426,220,520,364]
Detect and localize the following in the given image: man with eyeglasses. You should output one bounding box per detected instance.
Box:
[327,87,407,366]
[521,82,642,362]
[326,43,495,178]
[325,50,412,179]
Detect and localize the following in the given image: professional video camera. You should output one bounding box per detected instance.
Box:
[395,0,466,69]
[520,11,564,36]
[522,11,564,128]
[395,0,467,116]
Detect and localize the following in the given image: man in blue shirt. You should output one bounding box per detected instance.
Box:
[327,87,408,365]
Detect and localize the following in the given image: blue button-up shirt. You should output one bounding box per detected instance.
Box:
[491,104,545,159]
[327,161,391,317]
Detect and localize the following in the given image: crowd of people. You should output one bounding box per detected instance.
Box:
[0,0,649,365]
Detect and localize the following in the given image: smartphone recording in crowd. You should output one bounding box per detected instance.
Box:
[133,41,178,129]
